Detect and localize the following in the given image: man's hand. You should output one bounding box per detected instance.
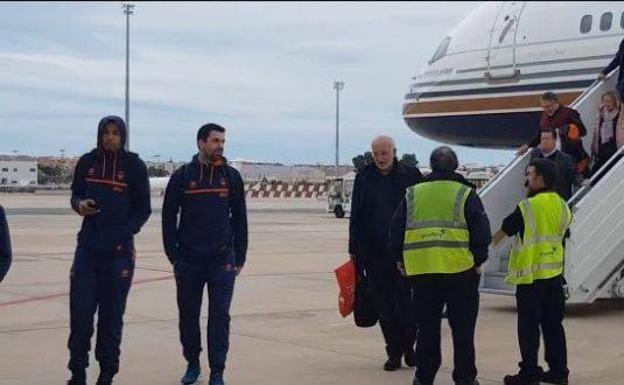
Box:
[598,72,606,81]
[78,199,99,216]
[516,144,529,155]
[474,266,482,275]
[491,230,507,248]
[396,261,407,277]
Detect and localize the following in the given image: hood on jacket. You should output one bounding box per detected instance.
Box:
[97,115,127,151]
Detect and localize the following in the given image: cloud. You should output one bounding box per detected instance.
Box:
[0,1,512,166]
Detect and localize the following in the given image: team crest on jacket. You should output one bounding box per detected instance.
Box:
[88,168,95,176]
[116,170,125,181]
[189,181,198,190]
[220,178,227,187]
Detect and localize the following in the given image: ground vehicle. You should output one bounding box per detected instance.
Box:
[327,172,355,218]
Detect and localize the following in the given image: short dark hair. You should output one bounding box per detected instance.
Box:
[540,127,558,140]
[528,158,558,190]
[430,146,459,173]
[197,123,226,142]
[541,92,559,103]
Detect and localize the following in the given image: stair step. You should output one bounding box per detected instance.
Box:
[480,287,515,296]
[482,271,513,292]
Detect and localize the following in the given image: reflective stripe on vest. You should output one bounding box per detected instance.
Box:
[506,192,572,285]
[403,181,474,275]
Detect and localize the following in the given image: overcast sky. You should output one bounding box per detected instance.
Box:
[0,1,515,166]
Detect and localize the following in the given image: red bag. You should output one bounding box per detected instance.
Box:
[334,259,357,317]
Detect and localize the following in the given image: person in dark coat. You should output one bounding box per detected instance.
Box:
[67,116,151,385]
[0,205,11,283]
[162,123,248,385]
[349,136,423,371]
[529,128,579,201]
[599,37,624,101]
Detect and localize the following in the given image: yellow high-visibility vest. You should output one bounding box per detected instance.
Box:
[402,181,474,276]
[506,192,572,285]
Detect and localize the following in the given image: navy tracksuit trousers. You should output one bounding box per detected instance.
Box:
[175,258,236,374]
[67,246,134,376]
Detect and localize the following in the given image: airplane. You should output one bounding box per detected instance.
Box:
[403,1,624,148]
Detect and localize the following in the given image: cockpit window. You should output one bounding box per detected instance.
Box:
[429,37,451,64]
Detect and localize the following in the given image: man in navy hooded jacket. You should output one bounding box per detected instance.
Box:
[162,123,248,385]
[67,116,151,385]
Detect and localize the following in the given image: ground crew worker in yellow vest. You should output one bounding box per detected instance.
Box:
[389,146,491,385]
[492,159,572,385]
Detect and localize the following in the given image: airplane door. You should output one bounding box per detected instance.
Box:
[485,1,526,82]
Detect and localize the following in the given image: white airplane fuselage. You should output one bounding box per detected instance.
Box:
[403,1,624,148]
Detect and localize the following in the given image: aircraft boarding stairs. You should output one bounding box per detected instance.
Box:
[479,69,624,304]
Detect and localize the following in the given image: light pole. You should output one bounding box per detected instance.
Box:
[123,3,134,150]
[333,81,344,176]
[60,149,66,162]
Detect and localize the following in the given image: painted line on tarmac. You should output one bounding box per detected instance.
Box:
[0,275,173,308]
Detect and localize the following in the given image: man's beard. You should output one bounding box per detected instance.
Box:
[103,144,120,152]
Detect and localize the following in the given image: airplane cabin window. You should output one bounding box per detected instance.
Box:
[429,37,451,64]
[580,15,592,33]
[600,12,613,31]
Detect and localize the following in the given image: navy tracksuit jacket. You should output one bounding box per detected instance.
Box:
[162,154,248,373]
[67,116,151,376]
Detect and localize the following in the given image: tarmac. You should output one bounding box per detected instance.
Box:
[1,193,623,385]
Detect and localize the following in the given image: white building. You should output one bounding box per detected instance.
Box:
[145,161,184,175]
[0,161,38,187]
[229,160,326,183]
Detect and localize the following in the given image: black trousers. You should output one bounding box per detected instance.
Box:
[413,269,480,385]
[515,276,568,379]
[367,266,417,359]
[591,139,617,176]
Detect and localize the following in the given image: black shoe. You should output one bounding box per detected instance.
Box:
[96,371,113,385]
[404,348,416,367]
[67,371,86,385]
[503,373,538,385]
[412,377,432,385]
[539,370,568,385]
[383,357,401,371]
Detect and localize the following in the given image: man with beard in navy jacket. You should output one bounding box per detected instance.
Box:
[67,116,151,385]
[162,123,248,385]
